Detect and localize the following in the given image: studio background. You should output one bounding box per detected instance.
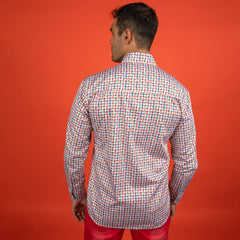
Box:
[1,0,239,239]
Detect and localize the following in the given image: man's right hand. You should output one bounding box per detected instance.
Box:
[170,204,176,220]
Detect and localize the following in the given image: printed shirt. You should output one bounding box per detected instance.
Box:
[64,52,198,229]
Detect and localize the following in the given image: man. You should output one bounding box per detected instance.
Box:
[64,2,198,240]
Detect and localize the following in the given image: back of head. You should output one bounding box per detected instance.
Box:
[111,2,158,51]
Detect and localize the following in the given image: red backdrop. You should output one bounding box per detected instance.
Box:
[0,0,239,239]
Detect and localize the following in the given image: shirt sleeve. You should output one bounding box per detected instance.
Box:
[168,89,198,205]
[63,79,93,201]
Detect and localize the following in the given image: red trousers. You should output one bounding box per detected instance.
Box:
[84,205,171,240]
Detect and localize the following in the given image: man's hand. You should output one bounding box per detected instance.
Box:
[72,197,87,223]
[170,203,176,220]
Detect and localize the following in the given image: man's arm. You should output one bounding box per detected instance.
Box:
[63,79,92,201]
[169,89,198,205]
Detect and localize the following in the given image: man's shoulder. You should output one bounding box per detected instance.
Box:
[83,65,120,84]
[81,63,190,100]
[158,68,190,98]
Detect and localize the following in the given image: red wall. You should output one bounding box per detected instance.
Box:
[0,0,239,239]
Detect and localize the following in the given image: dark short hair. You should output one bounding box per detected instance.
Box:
[111,2,158,50]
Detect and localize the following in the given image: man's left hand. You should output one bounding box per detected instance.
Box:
[72,197,87,223]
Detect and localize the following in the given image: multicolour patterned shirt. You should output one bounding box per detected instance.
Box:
[64,52,198,229]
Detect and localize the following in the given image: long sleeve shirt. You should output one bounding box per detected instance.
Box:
[63,52,198,230]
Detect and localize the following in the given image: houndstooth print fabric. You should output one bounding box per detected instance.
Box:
[64,52,198,229]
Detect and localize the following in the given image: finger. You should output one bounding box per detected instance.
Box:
[73,212,80,221]
[80,210,86,223]
[77,211,81,219]
[78,211,85,223]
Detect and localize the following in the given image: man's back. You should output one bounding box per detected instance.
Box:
[72,52,198,229]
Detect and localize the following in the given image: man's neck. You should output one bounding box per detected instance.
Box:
[128,49,150,54]
[119,48,151,63]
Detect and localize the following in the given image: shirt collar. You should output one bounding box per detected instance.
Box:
[121,52,157,65]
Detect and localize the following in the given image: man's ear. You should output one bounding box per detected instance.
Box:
[123,29,133,44]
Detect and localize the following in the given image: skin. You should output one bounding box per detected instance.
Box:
[71,17,176,223]
[72,197,87,223]
[109,17,150,62]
